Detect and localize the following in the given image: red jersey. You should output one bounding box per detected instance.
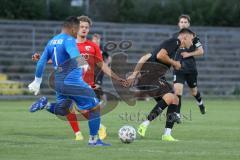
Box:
[76,40,103,87]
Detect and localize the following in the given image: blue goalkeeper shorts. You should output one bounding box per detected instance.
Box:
[56,92,99,111]
[54,67,99,110]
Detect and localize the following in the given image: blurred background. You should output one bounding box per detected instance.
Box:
[0,0,240,99]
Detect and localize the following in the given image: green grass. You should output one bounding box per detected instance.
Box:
[0,99,240,160]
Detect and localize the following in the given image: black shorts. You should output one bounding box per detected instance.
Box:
[173,72,198,88]
[129,62,173,99]
[133,74,173,99]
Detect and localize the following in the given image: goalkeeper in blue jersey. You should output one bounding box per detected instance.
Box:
[28,16,113,146]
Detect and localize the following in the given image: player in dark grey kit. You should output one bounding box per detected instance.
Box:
[173,14,206,118]
[128,28,195,141]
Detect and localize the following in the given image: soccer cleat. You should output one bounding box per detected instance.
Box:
[29,96,48,112]
[199,104,206,114]
[137,123,148,137]
[98,124,107,140]
[162,135,179,142]
[88,139,111,146]
[75,132,84,141]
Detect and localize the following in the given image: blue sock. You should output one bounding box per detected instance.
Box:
[46,100,72,116]
[88,109,100,136]
[46,103,56,114]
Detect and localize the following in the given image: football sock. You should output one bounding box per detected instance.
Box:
[75,131,80,135]
[147,99,168,121]
[88,109,100,136]
[46,103,56,114]
[142,120,150,127]
[164,128,172,136]
[176,95,182,114]
[46,103,80,134]
[165,104,177,129]
[89,135,98,143]
[46,101,72,116]
[66,112,80,134]
[194,91,203,105]
[45,100,72,116]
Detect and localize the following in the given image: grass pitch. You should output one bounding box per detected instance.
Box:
[0,99,240,160]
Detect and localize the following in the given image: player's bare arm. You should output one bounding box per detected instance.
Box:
[127,53,152,86]
[96,61,128,87]
[156,49,181,70]
[181,46,204,58]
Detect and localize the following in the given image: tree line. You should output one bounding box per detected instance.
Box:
[0,0,239,27]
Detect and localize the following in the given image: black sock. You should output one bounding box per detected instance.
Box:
[194,91,202,104]
[165,104,177,129]
[176,95,181,114]
[147,99,168,121]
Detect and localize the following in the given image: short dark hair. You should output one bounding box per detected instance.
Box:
[63,16,79,28]
[77,15,92,26]
[178,28,195,36]
[178,14,191,23]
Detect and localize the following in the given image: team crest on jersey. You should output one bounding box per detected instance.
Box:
[85,46,91,51]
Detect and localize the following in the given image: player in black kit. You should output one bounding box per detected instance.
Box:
[173,15,206,118]
[127,28,195,141]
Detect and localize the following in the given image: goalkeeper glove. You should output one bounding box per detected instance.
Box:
[28,77,42,95]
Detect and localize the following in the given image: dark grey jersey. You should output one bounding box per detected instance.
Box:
[172,32,202,73]
[147,38,181,68]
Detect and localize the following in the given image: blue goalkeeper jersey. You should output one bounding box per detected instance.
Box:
[34,32,91,90]
[35,33,80,77]
[34,32,98,107]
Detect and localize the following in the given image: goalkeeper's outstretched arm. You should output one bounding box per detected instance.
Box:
[29,47,49,95]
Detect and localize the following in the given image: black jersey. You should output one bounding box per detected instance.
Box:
[147,38,181,68]
[172,32,202,73]
[135,38,180,98]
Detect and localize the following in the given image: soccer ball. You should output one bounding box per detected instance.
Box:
[118,125,136,144]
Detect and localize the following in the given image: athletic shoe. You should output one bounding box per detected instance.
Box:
[98,124,107,140]
[75,132,84,141]
[88,139,111,146]
[199,104,206,114]
[29,96,48,112]
[162,135,179,142]
[137,123,148,137]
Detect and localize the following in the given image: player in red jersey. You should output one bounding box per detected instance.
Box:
[73,15,126,140]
